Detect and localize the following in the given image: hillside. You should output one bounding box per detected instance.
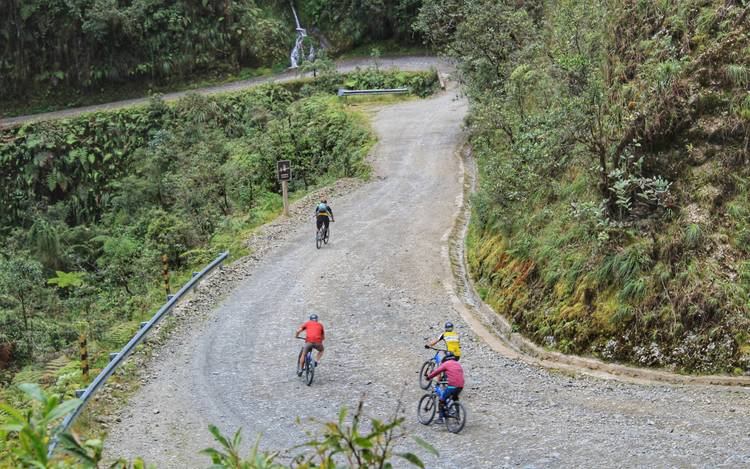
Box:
[418,0,750,373]
[0,0,424,114]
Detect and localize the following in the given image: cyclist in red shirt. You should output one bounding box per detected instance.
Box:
[426,351,464,423]
[295,313,325,375]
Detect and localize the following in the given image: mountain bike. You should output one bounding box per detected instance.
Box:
[315,219,333,249]
[417,380,467,433]
[419,346,447,389]
[296,337,315,385]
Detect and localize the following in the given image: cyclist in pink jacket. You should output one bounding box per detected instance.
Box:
[426,351,464,423]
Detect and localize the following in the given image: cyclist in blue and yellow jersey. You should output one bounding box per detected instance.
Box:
[315,198,334,234]
[424,322,462,361]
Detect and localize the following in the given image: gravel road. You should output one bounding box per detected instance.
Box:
[103,79,750,468]
[0,56,440,129]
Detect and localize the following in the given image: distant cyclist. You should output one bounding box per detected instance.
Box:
[295,313,325,374]
[424,321,462,361]
[426,351,464,423]
[315,198,334,234]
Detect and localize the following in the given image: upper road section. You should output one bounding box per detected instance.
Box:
[0,57,441,129]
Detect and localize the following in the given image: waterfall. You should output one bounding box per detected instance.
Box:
[289,2,315,68]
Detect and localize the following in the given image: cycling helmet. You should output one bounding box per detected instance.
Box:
[444,351,456,361]
[444,321,454,331]
[309,313,319,321]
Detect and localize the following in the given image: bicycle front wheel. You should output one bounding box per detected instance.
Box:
[305,355,315,386]
[417,394,436,425]
[324,226,329,244]
[419,360,435,390]
[445,402,466,433]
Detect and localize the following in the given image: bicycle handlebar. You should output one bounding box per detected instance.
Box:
[424,346,448,352]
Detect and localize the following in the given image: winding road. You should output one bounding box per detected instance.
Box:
[98,73,750,467]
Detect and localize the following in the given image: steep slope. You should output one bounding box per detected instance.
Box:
[418,0,750,374]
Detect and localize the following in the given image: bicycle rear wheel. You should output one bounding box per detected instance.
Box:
[324,226,329,244]
[419,360,435,389]
[445,402,466,433]
[417,394,436,425]
[316,229,323,249]
[305,353,315,385]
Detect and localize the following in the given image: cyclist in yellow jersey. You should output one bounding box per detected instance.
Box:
[424,322,462,361]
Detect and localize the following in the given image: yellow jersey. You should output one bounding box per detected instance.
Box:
[442,331,461,357]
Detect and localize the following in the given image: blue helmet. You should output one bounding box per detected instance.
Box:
[309,313,319,321]
[444,322,454,331]
[444,351,457,361]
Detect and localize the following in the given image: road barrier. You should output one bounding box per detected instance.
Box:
[48,251,229,456]
[337,87,409,97]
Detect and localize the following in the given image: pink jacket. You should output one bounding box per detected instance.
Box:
[427,360,464,388]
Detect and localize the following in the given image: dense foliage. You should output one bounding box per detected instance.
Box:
[296,0,424,51]
[0,69,436,397]
[418,0,750,373]
[0,0,290,101]
[0,0,427,107]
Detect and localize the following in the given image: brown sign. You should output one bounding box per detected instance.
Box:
[277,160,291,181]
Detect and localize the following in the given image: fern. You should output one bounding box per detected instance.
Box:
[104,321,140,346]
[43,355,71,382]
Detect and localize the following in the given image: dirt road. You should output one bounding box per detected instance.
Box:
[0,57,440,129]
[104,82,750,468]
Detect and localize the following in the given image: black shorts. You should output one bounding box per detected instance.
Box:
[316,216,330,231]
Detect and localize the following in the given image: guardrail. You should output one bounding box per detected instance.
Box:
[337,87,410,97]
[48,251,229,455]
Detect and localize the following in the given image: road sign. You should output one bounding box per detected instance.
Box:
[277,160,291,181]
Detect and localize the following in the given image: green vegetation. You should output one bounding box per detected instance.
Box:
[419,0,750,373]
[0,69,438,412]
[1,0,427,117]
[0,384,436,468]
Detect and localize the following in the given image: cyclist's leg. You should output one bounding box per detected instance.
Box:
[323,217,330,234]
[300,343,313,369]
[316,217,323,233]
[313,343,324,363]
[435,386,448,418]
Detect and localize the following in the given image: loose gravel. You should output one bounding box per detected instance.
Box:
[103,75,750,468]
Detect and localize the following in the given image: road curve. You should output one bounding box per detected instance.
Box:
[0,57,441,129]
[103,81,750,468]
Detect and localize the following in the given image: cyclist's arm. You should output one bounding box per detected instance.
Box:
[328,206,334,220]
[427,362,448,380]
[294,324,305,337]
[321,326,325,341]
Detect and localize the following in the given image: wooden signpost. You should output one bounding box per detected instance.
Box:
[277,160,291,216]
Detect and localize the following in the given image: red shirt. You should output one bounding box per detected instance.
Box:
[427,360,464,388]
[300,320,324,343]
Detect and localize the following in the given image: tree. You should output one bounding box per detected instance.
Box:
[0,256,46,359]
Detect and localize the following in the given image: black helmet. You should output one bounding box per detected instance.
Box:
[309,313,318,321]
[444,321,454,331]
[444,351,456,361]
